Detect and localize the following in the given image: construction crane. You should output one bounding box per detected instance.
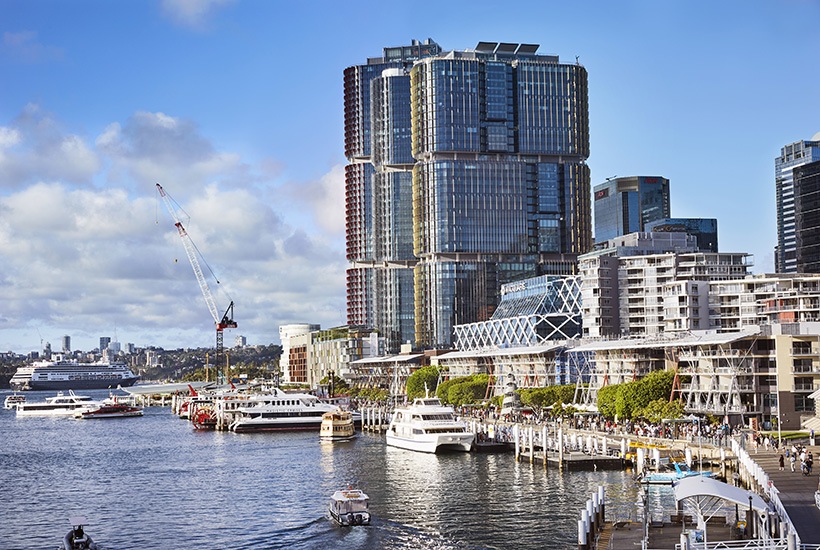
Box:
[156,183,237,378]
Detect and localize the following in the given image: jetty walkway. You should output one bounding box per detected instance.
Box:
[745,444,820,546]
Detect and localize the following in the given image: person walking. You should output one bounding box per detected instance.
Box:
[779,454,785,471]
[790,453,796,472]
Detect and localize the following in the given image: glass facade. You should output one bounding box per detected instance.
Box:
[593,176,670,243]
[775,137,820,273]
[645,217,718,253]
[346,41,590,350]
[794,160,820,273]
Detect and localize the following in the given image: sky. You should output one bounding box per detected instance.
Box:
[1,0,819,354]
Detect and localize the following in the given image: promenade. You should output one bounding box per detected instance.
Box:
[747,444,820,545]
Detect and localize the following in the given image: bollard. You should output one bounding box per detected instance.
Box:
[514,424,520,461]
[578,518,587,550]
[685,447,693,468]
[620,437,626,459]
[586,499,595,542]
[653,447,661,472]
[592,493,599,534]
[558,428,564,468]
[542,425,548,466]
[787,531,796,550]
[598,486,605,525]
[680,532,690,550]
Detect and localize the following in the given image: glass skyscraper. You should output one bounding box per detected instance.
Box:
[345,40,591,350]
[775,133,820,273]
[593,176,670,243]
[794,160,820,273]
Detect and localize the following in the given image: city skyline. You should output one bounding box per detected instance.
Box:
[1,0,819,353]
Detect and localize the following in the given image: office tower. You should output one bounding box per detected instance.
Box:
[345,40,590,350]
[775,133,820,273]
[646,218,718,252]
[61,335,71,353]
[412,42,590,348]
[99,336,111,353]
[794,160,820,273]
[344,39,442,350]
[593,176,670,243]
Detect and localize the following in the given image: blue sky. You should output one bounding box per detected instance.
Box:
[1,0,818,354]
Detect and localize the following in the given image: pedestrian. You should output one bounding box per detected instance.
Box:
[790,453,796,472]
[779,454,785,471]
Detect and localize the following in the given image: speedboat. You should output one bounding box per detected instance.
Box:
[320,409,356,442]
[386,397,474,453]
[75,402,143,419]
[639,460,716,484]
[60,517,98,550]
[3,393,25,409]
[15,390,103,416]
[329,488,370,526]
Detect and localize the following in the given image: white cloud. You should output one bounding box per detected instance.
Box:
[0,106,347,353]
[160,0,237,30]
[2,31,64,63]
[0,104,101,190]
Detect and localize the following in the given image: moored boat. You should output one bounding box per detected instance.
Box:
[75,402,144,419]
[15,391,103,416]
[4,392,25,409]
[638,460,716,484]
[386,397,474,453]
[329,488,370,526]
[319,409,356,442]
[228,388,361,432]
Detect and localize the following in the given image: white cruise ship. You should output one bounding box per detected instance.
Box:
[9,354,140,391]
[386,397,474,453]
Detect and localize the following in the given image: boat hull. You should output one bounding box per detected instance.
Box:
[19,377,140,392]
[386,433,474,453]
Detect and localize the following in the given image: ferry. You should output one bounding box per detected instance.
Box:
[228,388,361,432]
[4,393,26,409]
[386,397,474,453]
[10,354,140,391]
[319,409,356,442]
[74,402,144,419]
[329,488,370,526]
[16,391,103,417]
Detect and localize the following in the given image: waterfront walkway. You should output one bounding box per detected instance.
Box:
[748,444,820,545]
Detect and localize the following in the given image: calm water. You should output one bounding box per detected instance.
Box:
[1,389,653,550]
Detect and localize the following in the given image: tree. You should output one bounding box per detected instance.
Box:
[636,399,684,423]
[406,366,440,400]
[445,374,489,406]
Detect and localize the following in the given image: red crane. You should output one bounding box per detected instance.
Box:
[156,183,237,377]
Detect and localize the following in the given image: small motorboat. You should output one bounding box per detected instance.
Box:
[329,488,371,526]
[320,409,356,442]
[75,402,143,419]
[60,517,98,550]
[3,393,25,410]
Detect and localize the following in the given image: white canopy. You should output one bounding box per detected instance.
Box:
[120,381,214,395]
[673,476,768,513]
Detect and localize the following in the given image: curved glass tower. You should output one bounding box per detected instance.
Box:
[344,40,591,350]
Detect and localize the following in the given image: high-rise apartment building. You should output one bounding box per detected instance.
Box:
[593,176,670,243]
[775,133,820,273]
[345,39,591,350]
[61,335,71,353]
[794,160,820,273]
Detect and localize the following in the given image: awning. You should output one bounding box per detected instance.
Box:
[673,476,768,513]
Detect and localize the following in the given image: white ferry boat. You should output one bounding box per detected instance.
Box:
[228,388,361,432]
[10,354,140,391]
[386,397,474,453]
[16,390,103,416]
[319,409,356,442]
[4,393,26,409]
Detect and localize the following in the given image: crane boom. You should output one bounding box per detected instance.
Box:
[156,183,221,324]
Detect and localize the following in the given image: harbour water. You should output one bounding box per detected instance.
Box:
[1,389,654,550]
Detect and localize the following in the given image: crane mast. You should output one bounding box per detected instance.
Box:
[156,183,236,377]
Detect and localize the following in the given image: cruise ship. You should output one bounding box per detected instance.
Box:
[9,355,140,391]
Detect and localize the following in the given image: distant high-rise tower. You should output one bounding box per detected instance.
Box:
[794,159,820,273]
[593,176,670,243]
[345,40,591,350]
[61,335,71,353]
[99,336,111,353]
[775,133,820,273]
